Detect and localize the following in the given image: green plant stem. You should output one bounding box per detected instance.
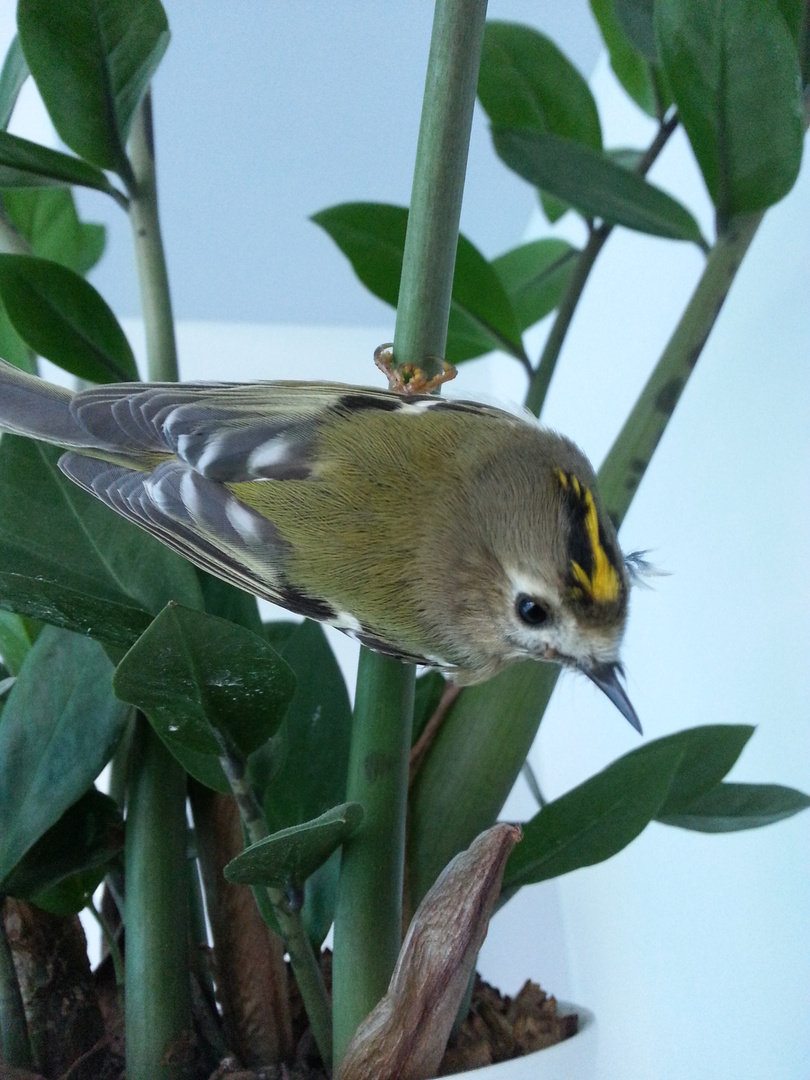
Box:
[125,90,192,1079]
[393,0,489,377]
[125,716,193,1080]
[526,110,680,419]
[331,2,487,1069]
[128,91,179,383]
[332,652,416,1067]
[0,908,32,1068]
[525,223,609,417]
[216,747,333,1068]
[599,210,763,523]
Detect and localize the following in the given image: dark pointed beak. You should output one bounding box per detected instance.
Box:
[581,661,642,733]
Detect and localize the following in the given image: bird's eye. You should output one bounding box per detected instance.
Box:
[516,595,550,627]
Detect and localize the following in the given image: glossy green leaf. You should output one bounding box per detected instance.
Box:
[259,620,352,831]
[590,0,660,116]
[615,0,658,58]
[0,254,134,382]
[311,202,525,362]
[3,189,106,275]
[17,0,169,175]
[224,803,364,889]
[198,569,264,637]
[0,789,123,908]
[650,725,753,814]
[656,0,804,217]
[659,782,810,832]
[493,239,579,332]
[478,22,602,150]
[262,619,300,650]
[0,610,32,675]
[0,436,202,646]
[0,299,35,373]
[502,738,685,891]
[113,603,296,759]
[539,191,569,224]
[0,626,128,884]
[492,128,706,245]
[250,620,352,945]
[0,131,122,198]
[0,36,29,131]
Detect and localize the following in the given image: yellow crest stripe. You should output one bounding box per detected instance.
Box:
[555,469,621,604]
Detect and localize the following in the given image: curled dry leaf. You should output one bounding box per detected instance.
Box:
[337,822,521,1080]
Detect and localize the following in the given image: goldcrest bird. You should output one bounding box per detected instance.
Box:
[0,356,641,730]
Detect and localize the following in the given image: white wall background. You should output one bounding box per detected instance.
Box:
[1,6,808,1079]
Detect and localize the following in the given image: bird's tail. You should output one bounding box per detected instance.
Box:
[0,358,104,449]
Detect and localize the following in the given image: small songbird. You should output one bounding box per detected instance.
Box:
[0,355,641,730]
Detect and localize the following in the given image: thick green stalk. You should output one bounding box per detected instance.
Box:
[125,717,193,1080]
[124,92,192,1078]
[0,910,32,1068]
[393,0,489,376]
[331,0,488,1069]
[332,652,416,1067]
[599,211,762,521]
[128,91,179,383]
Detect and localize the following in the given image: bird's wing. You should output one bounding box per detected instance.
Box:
[71,379,511,481]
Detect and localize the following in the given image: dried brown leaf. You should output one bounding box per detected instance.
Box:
[338,822,521,1080]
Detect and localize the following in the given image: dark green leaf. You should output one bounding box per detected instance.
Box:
[0,254,135,381]
[0,610,32,675]
[3,189,106,275]
[113,603,296,759]
[17,0,170,174]
[0,36,29,131]
[0,131,122,198]
[1,789,123,907]
[198,570,264,637]
[478,22,602,149]
[302,849,341,950]
[656,0,804,216]
[449,234,525,361]
[311,202,525,362]
[0,436,202,645]
[262,619,300,650]
[502,739,685,891]
[616,0,658,59]
[539,191,569,224]
[224,803,364,889]
[259,621,352,832]
[590,0,660,116]
[492,128,706,245]
[659,782,810,832]
[590,0,659,114]
[0,626,128,883]
[649,725,753,814]
[776,0,806,48]
[493,239,579,331]
[0,297,35,373]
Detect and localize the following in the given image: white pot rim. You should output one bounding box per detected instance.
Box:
[451,1000,597,1079]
